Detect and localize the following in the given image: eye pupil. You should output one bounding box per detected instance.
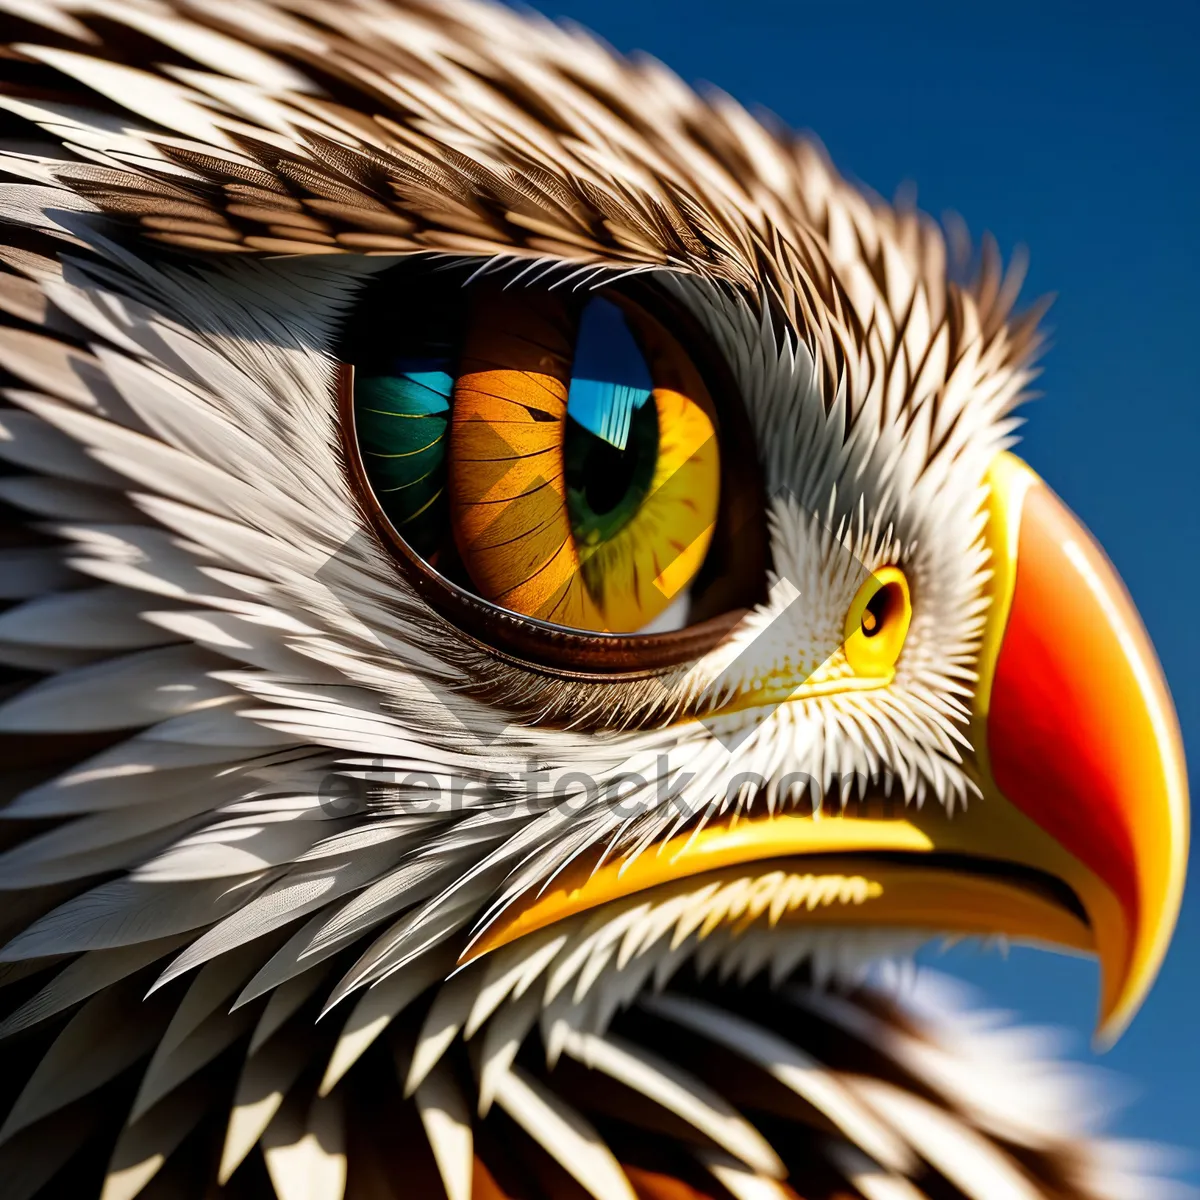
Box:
[566,398,658,533]
[862,584,894,637]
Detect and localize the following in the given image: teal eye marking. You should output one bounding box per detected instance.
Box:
[566,296,653,452]
[564,298,659,553]
[354,358,452,557]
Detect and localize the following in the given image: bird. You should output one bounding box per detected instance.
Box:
[0,1,1189,1198]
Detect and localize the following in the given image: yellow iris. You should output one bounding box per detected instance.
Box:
[449,289,719,633]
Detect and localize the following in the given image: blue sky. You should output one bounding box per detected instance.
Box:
[511,0,1200,1170]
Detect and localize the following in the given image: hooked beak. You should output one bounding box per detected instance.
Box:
[468,453,1188,1044]
[968,452,1188,1042]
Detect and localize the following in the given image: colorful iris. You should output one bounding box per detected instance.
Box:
[352,284,720,634]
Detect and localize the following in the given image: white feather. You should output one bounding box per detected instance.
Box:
[0,474,137,520]
[475,987,541,1115]
[0,645,232,732]
[405,970,480,1097]
[560,1029,784,1178]
[319,950,452,1096]
[853,1078,1042,1200]
[218,1032,310,1184]
[129,1003,257,1122]
[826,1146,928,1200]
[0,978,167,1143]
[694,1149,796,1200]
[491,1064,637,1200]
[261,1090,347,1200]
[151,847,397,987]
[0,934,188,1037]
[101,1077,214,1200]
[249,962,330,1055]
[0,326,104,408]
[0,874,268,960]
[642,992,913,1174]
[415,1062,475,1200]
[0,407,123,484]
[0,586,172,650]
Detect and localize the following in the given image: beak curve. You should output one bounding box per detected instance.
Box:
[976,452,1189,1043]
[465,454,1187,1049]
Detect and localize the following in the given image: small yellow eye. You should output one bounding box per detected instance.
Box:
[843,566,911,679]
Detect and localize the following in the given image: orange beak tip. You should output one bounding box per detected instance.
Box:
[981,453,1189,1046]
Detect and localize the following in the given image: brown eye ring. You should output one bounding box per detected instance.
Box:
[337,275,769,678]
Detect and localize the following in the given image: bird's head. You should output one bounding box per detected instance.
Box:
[0,1,1188,1196]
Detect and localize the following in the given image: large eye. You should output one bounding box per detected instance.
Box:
[340,266,766,672]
